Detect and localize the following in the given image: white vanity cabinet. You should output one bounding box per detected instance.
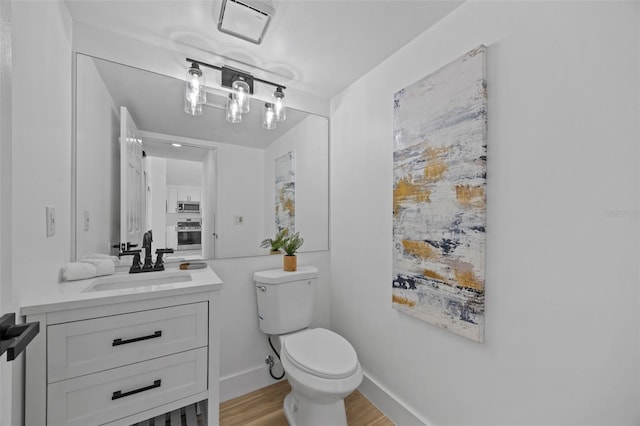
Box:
[23,277,222,426]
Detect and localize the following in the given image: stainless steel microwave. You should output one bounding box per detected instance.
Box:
[177,201,200,213]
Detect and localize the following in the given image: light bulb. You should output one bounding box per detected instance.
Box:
[273,87,286,121]
[184,98,202,115]
[226,94,242,123]
[232,78,250,113]
[185,63,206,106]
[263,102,276,130]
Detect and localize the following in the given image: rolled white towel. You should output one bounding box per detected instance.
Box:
[61,263,97,282]
[80,254,119,262]
[79,258,115,277]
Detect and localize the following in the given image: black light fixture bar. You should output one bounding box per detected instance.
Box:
[221,66,255,95]
[185,58,286,92]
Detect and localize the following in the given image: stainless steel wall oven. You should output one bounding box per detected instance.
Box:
[177,220,202,250]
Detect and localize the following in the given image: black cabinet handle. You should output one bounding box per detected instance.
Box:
[112,330,162,346]
[111,379,161,400]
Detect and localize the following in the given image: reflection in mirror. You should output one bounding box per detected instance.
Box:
[74,54,328,261]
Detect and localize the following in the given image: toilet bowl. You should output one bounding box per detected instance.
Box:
[253,267,362,426]
[279,328,363,426]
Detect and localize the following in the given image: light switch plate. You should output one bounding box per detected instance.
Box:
[234,215,244,225]
[46,206,55,237]
[83,209,90,231]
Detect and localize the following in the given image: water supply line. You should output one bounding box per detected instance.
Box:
[266,335,285,380]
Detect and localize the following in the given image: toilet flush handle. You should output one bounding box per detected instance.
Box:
[257,286,267,292]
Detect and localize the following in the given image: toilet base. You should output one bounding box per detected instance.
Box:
[283,390,347,426]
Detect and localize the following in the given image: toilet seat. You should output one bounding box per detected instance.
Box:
[282,328,358,379]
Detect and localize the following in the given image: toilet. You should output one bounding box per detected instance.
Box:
[254,266,363,426]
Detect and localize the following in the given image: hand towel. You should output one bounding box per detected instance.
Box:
[61,263,97,282]
[79,258,115,276]
[80,254,119,262]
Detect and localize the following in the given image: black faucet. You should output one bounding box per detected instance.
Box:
[119,249,142,273]
[125,230,174,273]
[142,230,154,270]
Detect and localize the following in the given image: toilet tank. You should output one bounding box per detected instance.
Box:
[254,266,319,335]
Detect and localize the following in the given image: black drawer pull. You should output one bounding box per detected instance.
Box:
[112,330,162,346]
[111,379,161,400]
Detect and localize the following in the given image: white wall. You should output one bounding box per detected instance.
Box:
[166,158,202,186]
[8,1,73,425]
[12,0,72,297]
[148,157,167,249]
[263,115,329,252]
[0,1,13,425]
[215,143,265,258]
[76,53,120,257]
[330,1,639,425]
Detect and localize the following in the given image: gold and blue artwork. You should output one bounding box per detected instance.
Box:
[275,151,295,235]
[392,46,487,342]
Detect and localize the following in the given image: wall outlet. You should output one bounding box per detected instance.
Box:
[46,206,55,237]
[83,209,90,231]
[234,215,244,225]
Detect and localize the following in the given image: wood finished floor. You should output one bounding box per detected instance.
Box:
[220,381,394,426]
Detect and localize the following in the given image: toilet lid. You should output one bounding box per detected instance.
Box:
[282,328,358,379]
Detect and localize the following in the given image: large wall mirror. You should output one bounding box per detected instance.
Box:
[73,54,329,261]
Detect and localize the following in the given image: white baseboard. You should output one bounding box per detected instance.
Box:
[358,371,434,426]
[220,363,285,403]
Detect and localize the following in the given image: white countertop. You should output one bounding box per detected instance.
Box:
[20,265,223,316]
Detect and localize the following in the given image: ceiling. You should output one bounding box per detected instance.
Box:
[65,0,464,100]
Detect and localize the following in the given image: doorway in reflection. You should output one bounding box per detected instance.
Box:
[144,138,216,261]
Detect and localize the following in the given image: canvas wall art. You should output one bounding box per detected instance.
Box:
[392,45,487,342]
[275,151,295,234]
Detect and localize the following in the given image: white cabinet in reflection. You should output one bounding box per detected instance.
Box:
[167,187,178,213]
[178,186,201,202]
[166,225,177,250]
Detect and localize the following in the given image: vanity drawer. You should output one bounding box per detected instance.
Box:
[48,302,208,382]
[47,347,207,426]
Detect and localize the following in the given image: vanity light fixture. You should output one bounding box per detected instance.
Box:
[184,57,287,129]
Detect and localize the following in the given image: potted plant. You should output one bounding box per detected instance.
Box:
[282,231,304,272]
[260,229,288,254]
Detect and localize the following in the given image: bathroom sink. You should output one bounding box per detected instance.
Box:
[83,270,193,292]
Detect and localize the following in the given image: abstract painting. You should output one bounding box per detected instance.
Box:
[392,46,487,342]
[275,151,295,234]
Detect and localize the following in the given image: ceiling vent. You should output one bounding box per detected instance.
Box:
[218,0,275,44]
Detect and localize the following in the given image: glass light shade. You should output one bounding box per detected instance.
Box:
[273,88,286,121]
[262,102,276,130]
[226,94,242,123]
[185,64,206,105]
[184,98,203,116]
[232,78,250,113]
